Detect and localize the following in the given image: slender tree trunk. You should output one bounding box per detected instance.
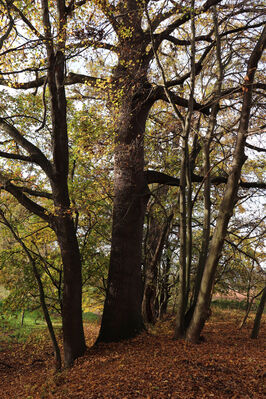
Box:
[186,25,266,343]
[174,0,196,338]
[142,216,161,325]
[191,5,223,312]
[159,253,171,318]
[41,0,86,366]
[251,287,266,339]
[239,297,254,329]
[0,209,62,370]
[54,216,86,366]
[21,310,25,327]
[239,263,255,329]
[142,213,173,324]
[174,134,188,338]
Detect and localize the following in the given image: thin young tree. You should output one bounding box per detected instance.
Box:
[186,24,266,342]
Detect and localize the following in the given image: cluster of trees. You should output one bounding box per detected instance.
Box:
[0,0,265,368]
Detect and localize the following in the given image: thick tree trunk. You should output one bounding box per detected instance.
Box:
[97,84,152,339]
[96,8,153,340]
[97,131,150,341]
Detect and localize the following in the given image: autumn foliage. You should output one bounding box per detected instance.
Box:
[0,310,265,399]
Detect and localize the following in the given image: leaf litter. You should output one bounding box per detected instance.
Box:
[0,311,265,399]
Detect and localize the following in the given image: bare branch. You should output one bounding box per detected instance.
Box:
[0,118,54,179]
[152,86,210,115]
[0,173,52,222]
[145,170,266,190]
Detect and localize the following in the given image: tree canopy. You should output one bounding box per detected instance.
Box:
[0,0,265,367]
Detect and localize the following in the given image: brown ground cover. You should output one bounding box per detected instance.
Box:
[0,310,265,399]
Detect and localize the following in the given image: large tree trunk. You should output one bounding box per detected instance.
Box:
[97,99,151,341]
[186,25,266,343]
[97,129,150,341]
[96,5,154,341]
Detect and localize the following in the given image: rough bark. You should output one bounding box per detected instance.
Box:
[97,121,150,341]
[96,67,152,341]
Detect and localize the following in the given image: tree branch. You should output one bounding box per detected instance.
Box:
[0,173,52,222]
[245,142,266,153]
[0,118,54,179]
[152,86,210,115]
[145,170,266,190]
[16,186,53,199]
[0,6,14,51]
[10,3,44,40]
[152,0,222,47]
[0,73,105,90]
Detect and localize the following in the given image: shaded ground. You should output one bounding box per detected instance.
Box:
[0,310,265,398]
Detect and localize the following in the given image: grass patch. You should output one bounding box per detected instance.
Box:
[0,307,60,344]
[83,311,101,323]
[211,298,248,310]
[0,303,100,345]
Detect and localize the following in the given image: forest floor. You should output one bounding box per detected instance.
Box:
[0,308,265,399]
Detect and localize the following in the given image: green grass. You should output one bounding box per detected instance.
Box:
[0,308,53,343]
[0,301,100,345]
[211,299,248,310]
[83,311,101,323]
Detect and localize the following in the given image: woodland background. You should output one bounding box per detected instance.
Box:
[0,0,265,390]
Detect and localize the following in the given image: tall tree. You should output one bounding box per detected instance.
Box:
[96,0,223,343]
[186,24,266,342]
[0,0,86,366]
[1,0,265,349]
